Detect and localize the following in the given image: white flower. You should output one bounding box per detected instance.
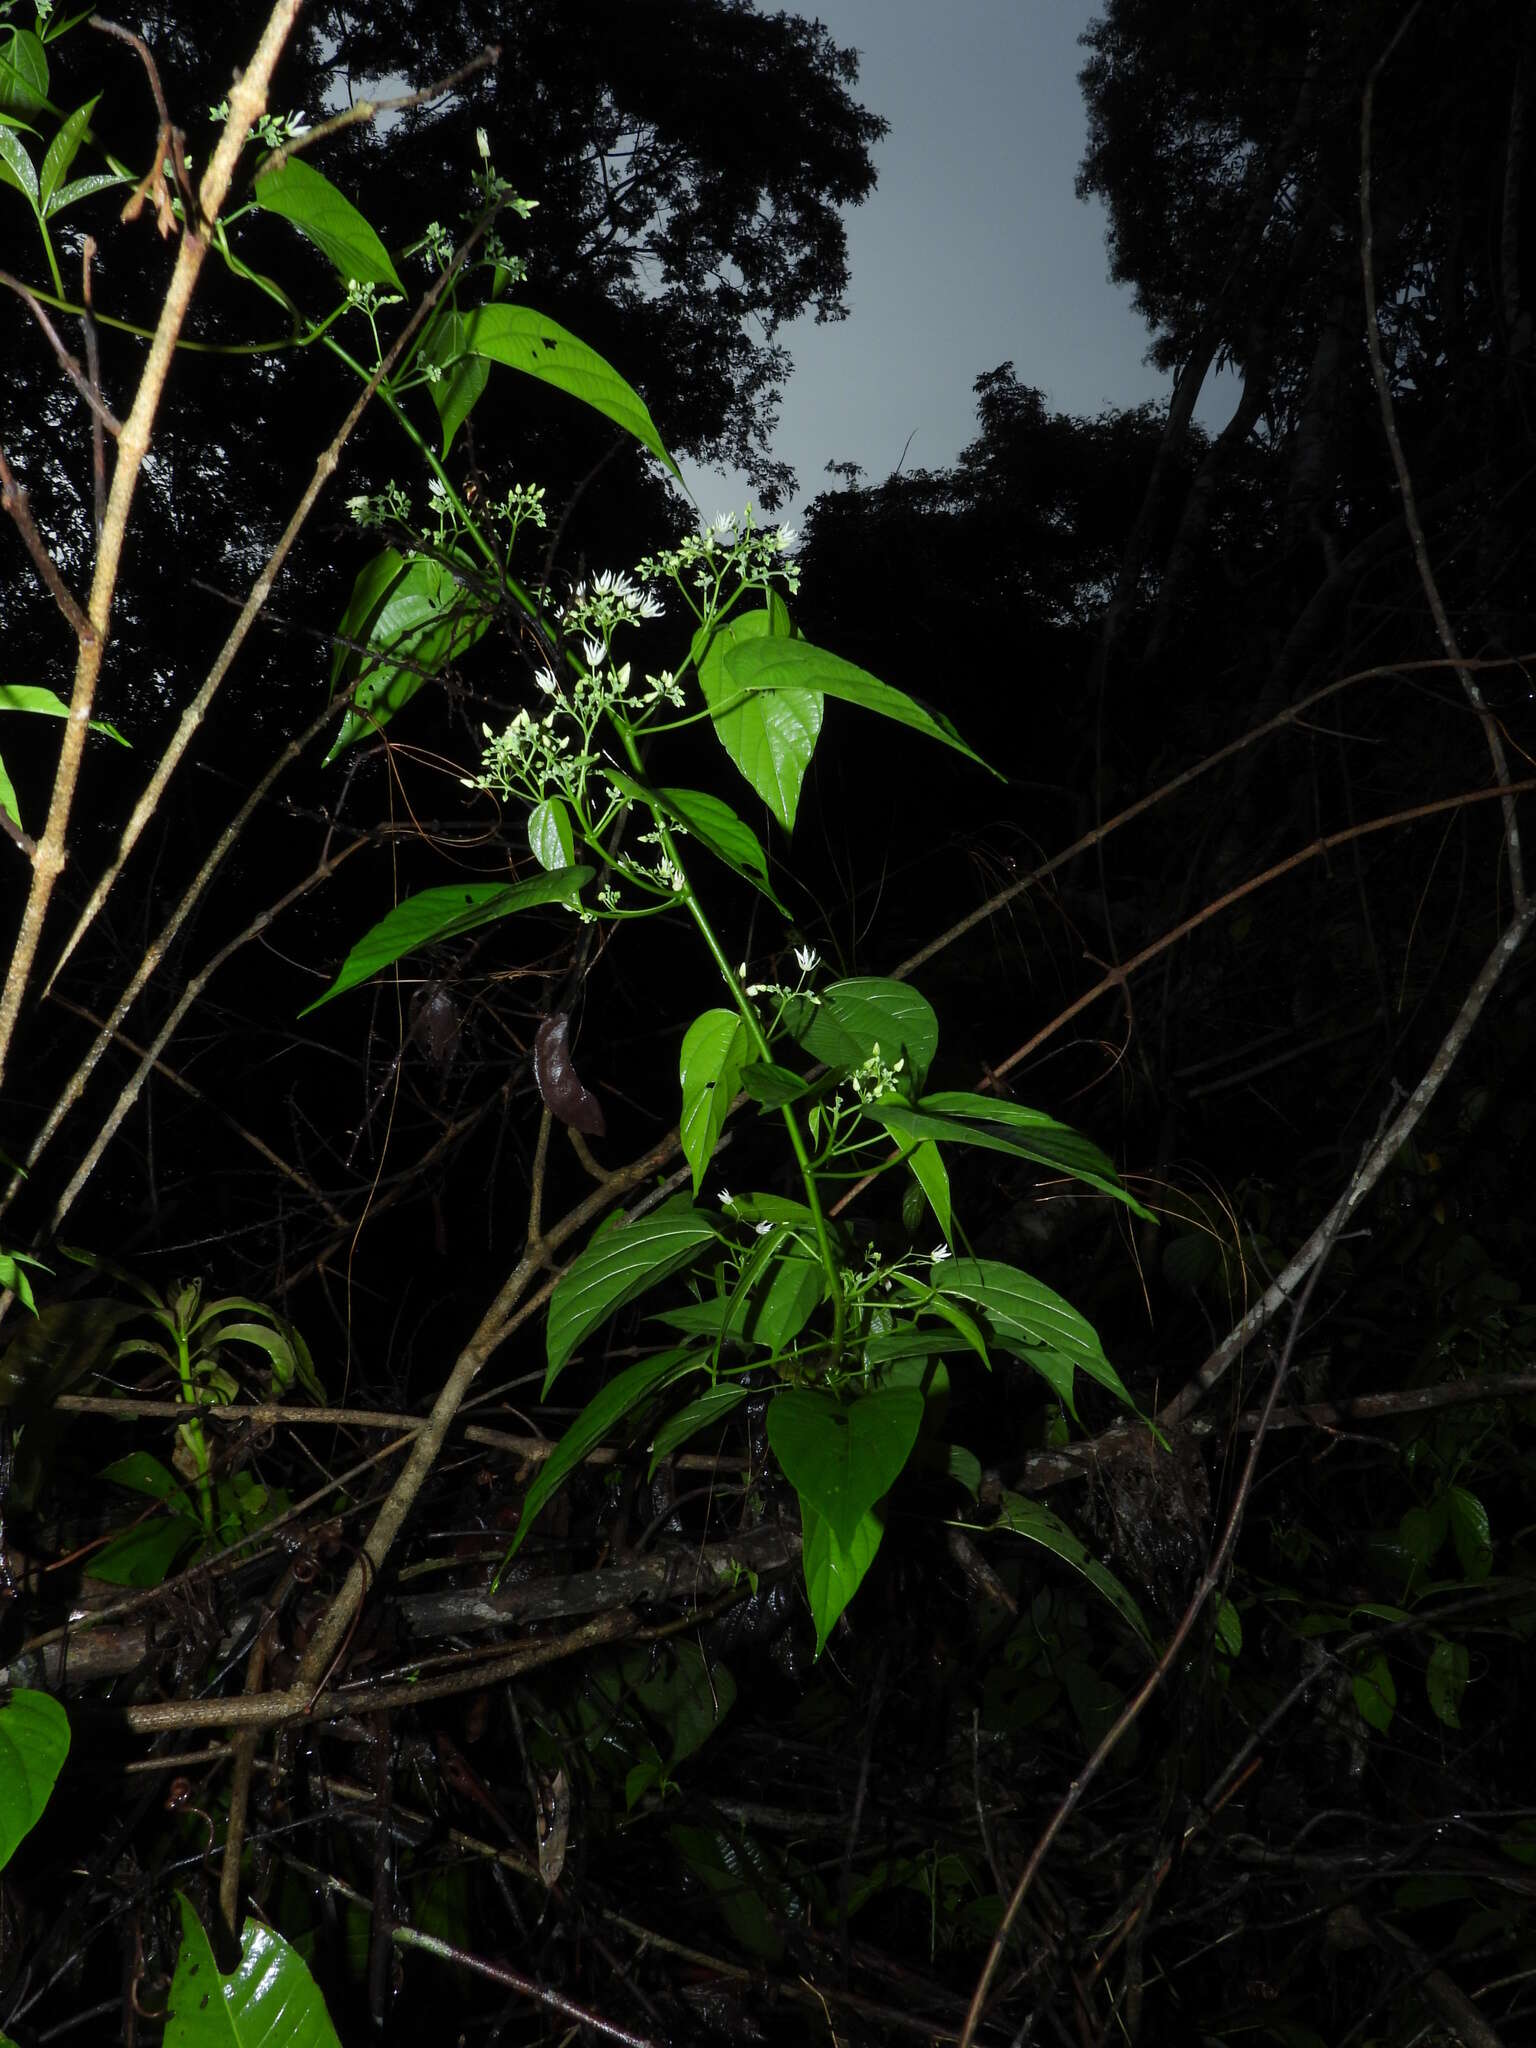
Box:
[794,943,820,975]
[475,126,490,159]
[534,666,559,695]
[582,637,606,672]
[755,1220,772,1236]
[931,1242,952,1264]
[718,1189,735,1212]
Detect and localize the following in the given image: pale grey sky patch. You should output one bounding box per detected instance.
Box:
[680,0,1236,524]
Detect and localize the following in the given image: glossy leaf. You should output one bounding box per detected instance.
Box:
[740,1060,810,1106]
[800,1498,883,1659]
[166,1892,343,2047]
[1446,1485,1492,1581]
[906,1139,952,1240]
[658,785,783,906]
[102,1450,195,1513]
[1352,1652,1396,1733]
[680,1009,750,1194]
[447,304,678,476]
[782,977,939,1089]
[879,1094,1151,1215]
[327,550,490,758]
[648,1380,751,1473]
[766,1385,923,1552]
[0,124,37,205]
[301,869,592,1014]
[1425,1637,1469,1728]
[992,1492,1151,1645]
[545,1200,719,1390]
[0,27,48,114]
[693,608,821,831]
[528,796,575,871]
[934,1257,1132,1411]
[722,635,993,773]
[44,169,123,214]
[0,751,19,837]
[421,313,491,453]
[746,1255,823,1351]
[0,1690,69,1873]
[0,682,129,745]
[38,96,94,211]
[252,155,402,290]
[89,1513,201,1587]
[511,1347,699,1551]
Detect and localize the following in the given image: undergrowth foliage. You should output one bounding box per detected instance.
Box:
[0,10,1148,2038]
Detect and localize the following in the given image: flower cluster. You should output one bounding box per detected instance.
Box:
[636,506,799,600]
[562,568,665,640]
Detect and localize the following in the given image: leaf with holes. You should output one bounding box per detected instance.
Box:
[165,1892,342,2047]
[445,304,678,476]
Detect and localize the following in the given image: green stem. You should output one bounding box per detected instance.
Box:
[172,1331,215,1540]
[612,727,846,1362]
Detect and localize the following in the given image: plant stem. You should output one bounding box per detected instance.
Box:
[612,728,846,1361]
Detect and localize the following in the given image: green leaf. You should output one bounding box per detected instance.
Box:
[166,1892,343,2047]
[447,304,678,476]
[1352,1651,1396,1733]
[1425,1637,1468,1729]
[906,1139,951,1241]
[301,869,592,1014]
[624,1640,736,1765]
[328,548,409,689]
[527,796,575,871]
[657,785,783,907]
[693,608,821,832]
[1214,1598,1243,1658]
[0,123,37,207]
[669,1824,786,1961]
[722,636,994,774]
[0,28,48,116]
[800,1497,882,1659]
[782,977,939,1089]
[766,1386,923,1552]
[0,682,129,744]
[679,1009,750,1195]
[252,155,403,290]
[877,1095,1151,1216]
[746,1255,823,1352]
[327,550,490,759]
[545,1200,719,1391]
[1446,1485,1492,1581]
[934,1257,1132,1413]
[990,1492,1151,1644]
[102,1450,196,1515]
[420,312,490,454]
[740,1060,810,1107]
[0,750,19,837]
[38,96,94,211]
[43,169,126,215]
[0,1690,69,1873]
[89,1513,201,1587]
[511,1347,700,1550]
[648,1380,751,1473]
